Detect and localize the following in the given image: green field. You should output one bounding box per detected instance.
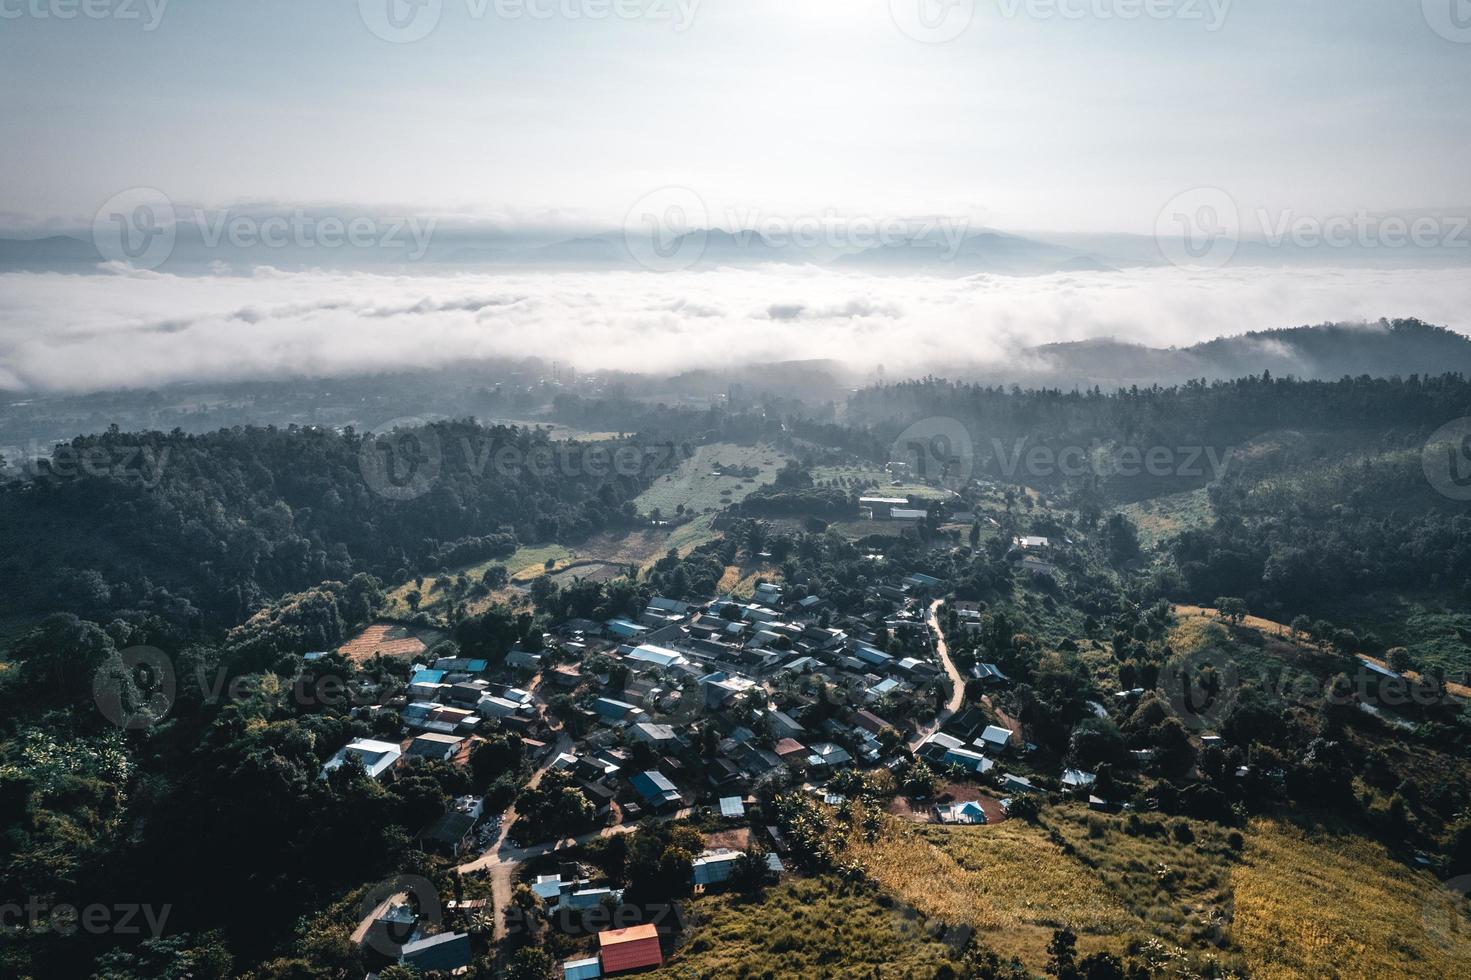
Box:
[635,443,791,516]
[379,519,724,622]
[812,462,957,502]
[1319,591,1471,678]
[1119,487,1214,549]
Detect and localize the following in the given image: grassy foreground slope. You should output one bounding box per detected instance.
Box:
[1234,819,1471,979]
[841,806,1468,978]
[648,877,955,979]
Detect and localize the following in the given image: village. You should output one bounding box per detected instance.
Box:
[319,521,1121,978]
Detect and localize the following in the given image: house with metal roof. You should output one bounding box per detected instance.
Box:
[942,746,995,774]
[399,932,472,973]
[564,956,603,980]
[934,800,988,825]
[980,725,1015,752]
[629,770,682,812]
[405,732,463,762]
[593,697,643,724]
[598,923,663,974]
[691,849,743,887]
[605,619,647,641]
[719,796,746,818]
[320,738,402,781]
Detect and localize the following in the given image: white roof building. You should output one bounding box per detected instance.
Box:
[321,738,402,780]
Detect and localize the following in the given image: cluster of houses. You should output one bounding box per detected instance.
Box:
[328,554,1110,975]
[322,563,987,850]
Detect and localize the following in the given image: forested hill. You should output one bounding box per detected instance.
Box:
[0,421,677,629]
[1011,319,1471,386]
[849,370,1471,452]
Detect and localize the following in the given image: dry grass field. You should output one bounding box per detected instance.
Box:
[1232,819,1471,979]
[835,803,1471,978]
[646,876,956,979]
[337,622,441,662]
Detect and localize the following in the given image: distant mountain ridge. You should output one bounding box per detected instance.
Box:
[1007,319,1471,386]
[3,218,1468,275]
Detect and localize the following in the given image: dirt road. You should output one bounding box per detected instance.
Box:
[909,597,965,750]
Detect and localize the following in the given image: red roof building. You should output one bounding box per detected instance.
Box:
[773,738,807,760]
[598,923,664,974]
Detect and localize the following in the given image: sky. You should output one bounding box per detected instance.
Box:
[2,0,1470,234]
[2,1,1470,393]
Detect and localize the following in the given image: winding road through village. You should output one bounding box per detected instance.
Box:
[442,595,964,942]
[908,597,965,751]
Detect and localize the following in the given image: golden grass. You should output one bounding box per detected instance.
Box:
[838,805,1471,977]
[1233,819,1471,979]
[647,877,954,979]
[844,813,1135,966]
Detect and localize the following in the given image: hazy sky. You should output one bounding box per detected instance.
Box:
[3,0,1469,233]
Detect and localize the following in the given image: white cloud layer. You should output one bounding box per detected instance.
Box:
[1,265,1469,393]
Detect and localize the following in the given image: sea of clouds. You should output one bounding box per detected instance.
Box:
[1,264,1469,392]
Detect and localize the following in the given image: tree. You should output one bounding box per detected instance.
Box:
[1387,646,1414,674]
[903,759,939,799]
[732,845,770,894]
[1046,928,1078,979]
[504,946,556,980]
[1214,598,1248,624]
